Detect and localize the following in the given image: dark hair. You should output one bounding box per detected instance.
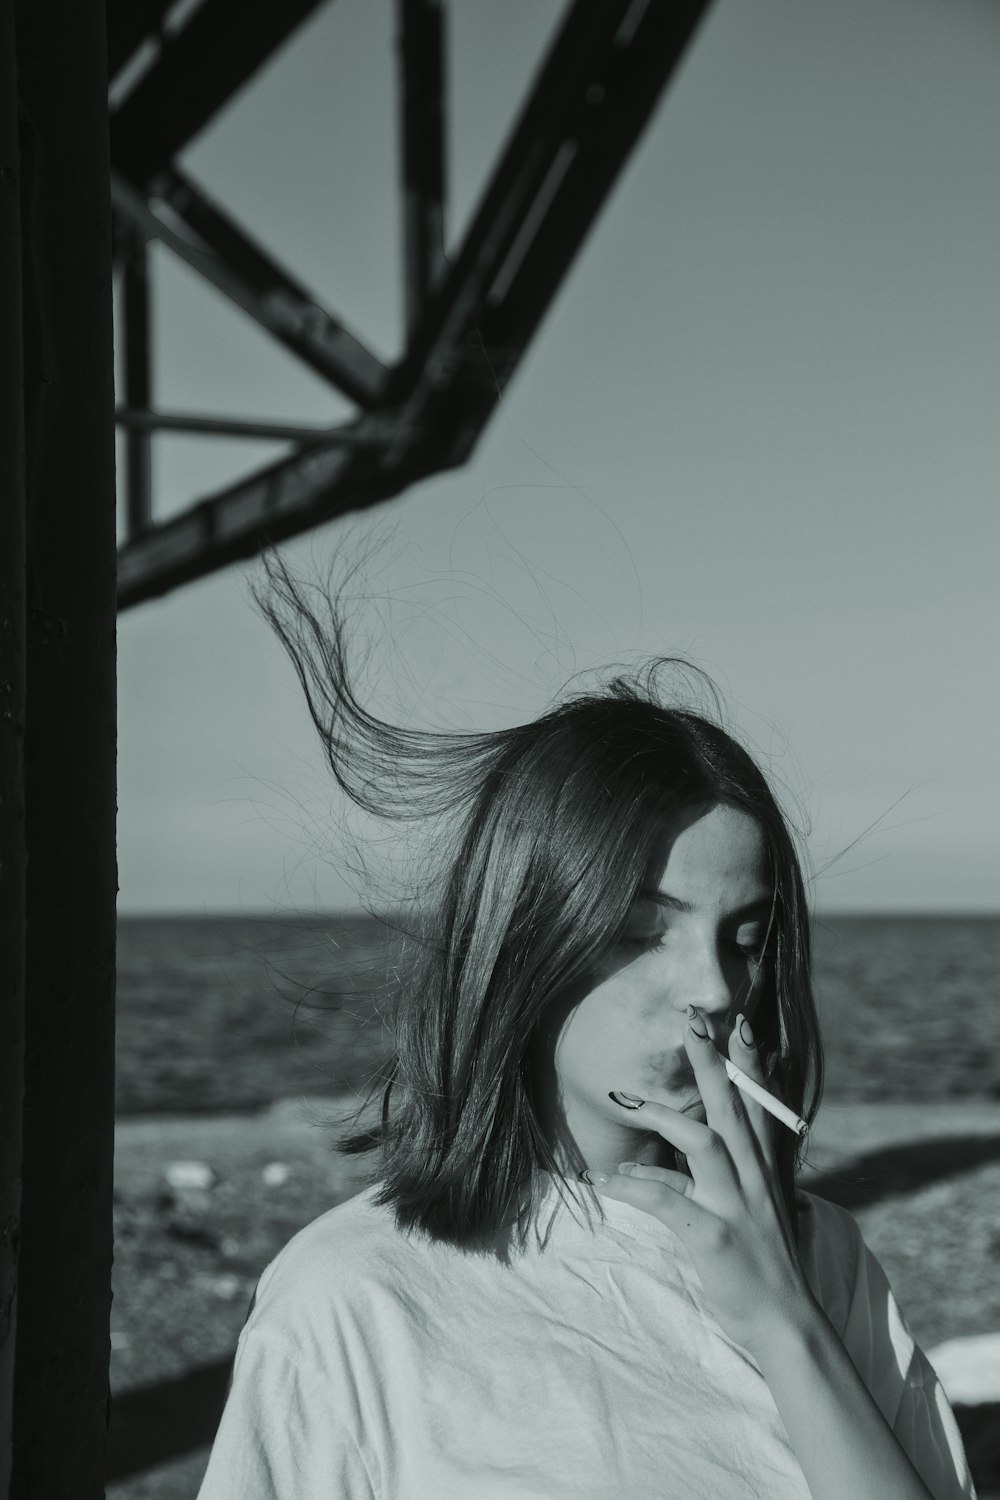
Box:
[247,538,824,1260]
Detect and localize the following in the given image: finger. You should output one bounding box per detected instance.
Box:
[618,1160,692,1195]
[728,1011,780,1174]
[588,1162,713,1240]
[608,1092,737,1203]
[683,1006,763,1178]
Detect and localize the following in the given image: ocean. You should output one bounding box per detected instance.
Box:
[114,913,1000,1118]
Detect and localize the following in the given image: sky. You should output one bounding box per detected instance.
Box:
[115,0,1000,917]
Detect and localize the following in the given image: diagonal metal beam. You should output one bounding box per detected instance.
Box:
[141,165,387,406]
[117,442,375,608]
[109,0,328,187]
[399,0,447,341]
[387,0,714,473]
[110,168,388,408]
[116,0,714,610]
[105,0,175,87]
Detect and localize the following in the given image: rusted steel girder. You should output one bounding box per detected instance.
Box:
[112,0,713,611]
[400,0,447,340]
[109,168,389,408]
[109,0,329,187]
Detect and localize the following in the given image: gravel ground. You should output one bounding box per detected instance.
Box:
[106,1095,1000,1499]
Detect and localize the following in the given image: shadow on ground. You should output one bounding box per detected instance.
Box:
[800,1131,1000,1212]
[107,1360,232,1482]
[107,1132,1000,1493]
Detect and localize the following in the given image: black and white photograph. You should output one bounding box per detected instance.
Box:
[3,2,999,1496]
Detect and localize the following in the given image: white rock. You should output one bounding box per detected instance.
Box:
[926,1333,1000,1405]
[262,1162,291,1186]
[209,1274,242,1301]
[164,1160,215,1191]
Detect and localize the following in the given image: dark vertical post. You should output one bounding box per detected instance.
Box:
[0,0,27,1493]
[398,0,446,340]
[9,0,118,1495]
[123,230,152,537]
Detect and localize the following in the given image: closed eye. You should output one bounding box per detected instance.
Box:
[731,937,764,957]
[621,921,770,962]
[730,935,770,969]
[622,930,668,951]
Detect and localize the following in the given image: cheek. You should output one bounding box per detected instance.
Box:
[560,981,641,1061]
[634,976,672,1022]
[587,954,680,1028]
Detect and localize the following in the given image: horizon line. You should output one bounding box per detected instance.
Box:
[115,906,1000,921]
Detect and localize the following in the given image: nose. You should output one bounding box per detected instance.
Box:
[677,941,734,1036]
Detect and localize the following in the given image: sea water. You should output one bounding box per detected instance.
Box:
[115,913,1000,1117]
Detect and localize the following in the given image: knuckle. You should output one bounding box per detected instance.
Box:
[702,1217,733,1253]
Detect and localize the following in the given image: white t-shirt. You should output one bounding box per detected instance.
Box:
[196,1176,977,1500]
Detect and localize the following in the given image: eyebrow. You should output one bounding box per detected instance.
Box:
[637,890,773,920]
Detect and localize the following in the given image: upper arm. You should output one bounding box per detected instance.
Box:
[199,1331,377,1500]
[223,1282,260,1402]
[821,1200,978,1500]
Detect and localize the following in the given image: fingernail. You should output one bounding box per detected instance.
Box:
[609,1090,645,1109]
[687,1004,709,1039]
[739,1014,754,1048]
[578,1168,609,1186]
[618,1161,638,1175]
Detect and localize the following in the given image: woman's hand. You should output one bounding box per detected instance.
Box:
[589,1005,817,1358]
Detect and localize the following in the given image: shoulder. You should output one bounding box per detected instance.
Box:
[796,1187,865,1257]
[246,1184,420,1344]
[795,1189,869,1328]
[275,1182,400,1266]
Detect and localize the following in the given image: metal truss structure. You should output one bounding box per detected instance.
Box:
[109,0,712,611]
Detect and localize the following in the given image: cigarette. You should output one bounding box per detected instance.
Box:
[723,1059,808,1138]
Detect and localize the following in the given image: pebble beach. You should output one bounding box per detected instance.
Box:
[107,1091,1000,1499]
[107,914,1000,1497]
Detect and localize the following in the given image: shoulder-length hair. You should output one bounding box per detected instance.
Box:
[248,541,824,1260]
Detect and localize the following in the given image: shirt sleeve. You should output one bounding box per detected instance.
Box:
[822,1198,979,1500]
[195,1328,377,1500]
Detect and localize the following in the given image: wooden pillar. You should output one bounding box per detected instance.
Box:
[0,0,28,1491]
[3,1,117,1496]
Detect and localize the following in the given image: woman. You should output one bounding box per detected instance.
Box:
[196,545,976,1500]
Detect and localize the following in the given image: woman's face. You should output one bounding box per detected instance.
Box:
[530,802,774,1178]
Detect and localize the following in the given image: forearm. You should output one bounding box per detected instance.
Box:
[751,1294,935,1500]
